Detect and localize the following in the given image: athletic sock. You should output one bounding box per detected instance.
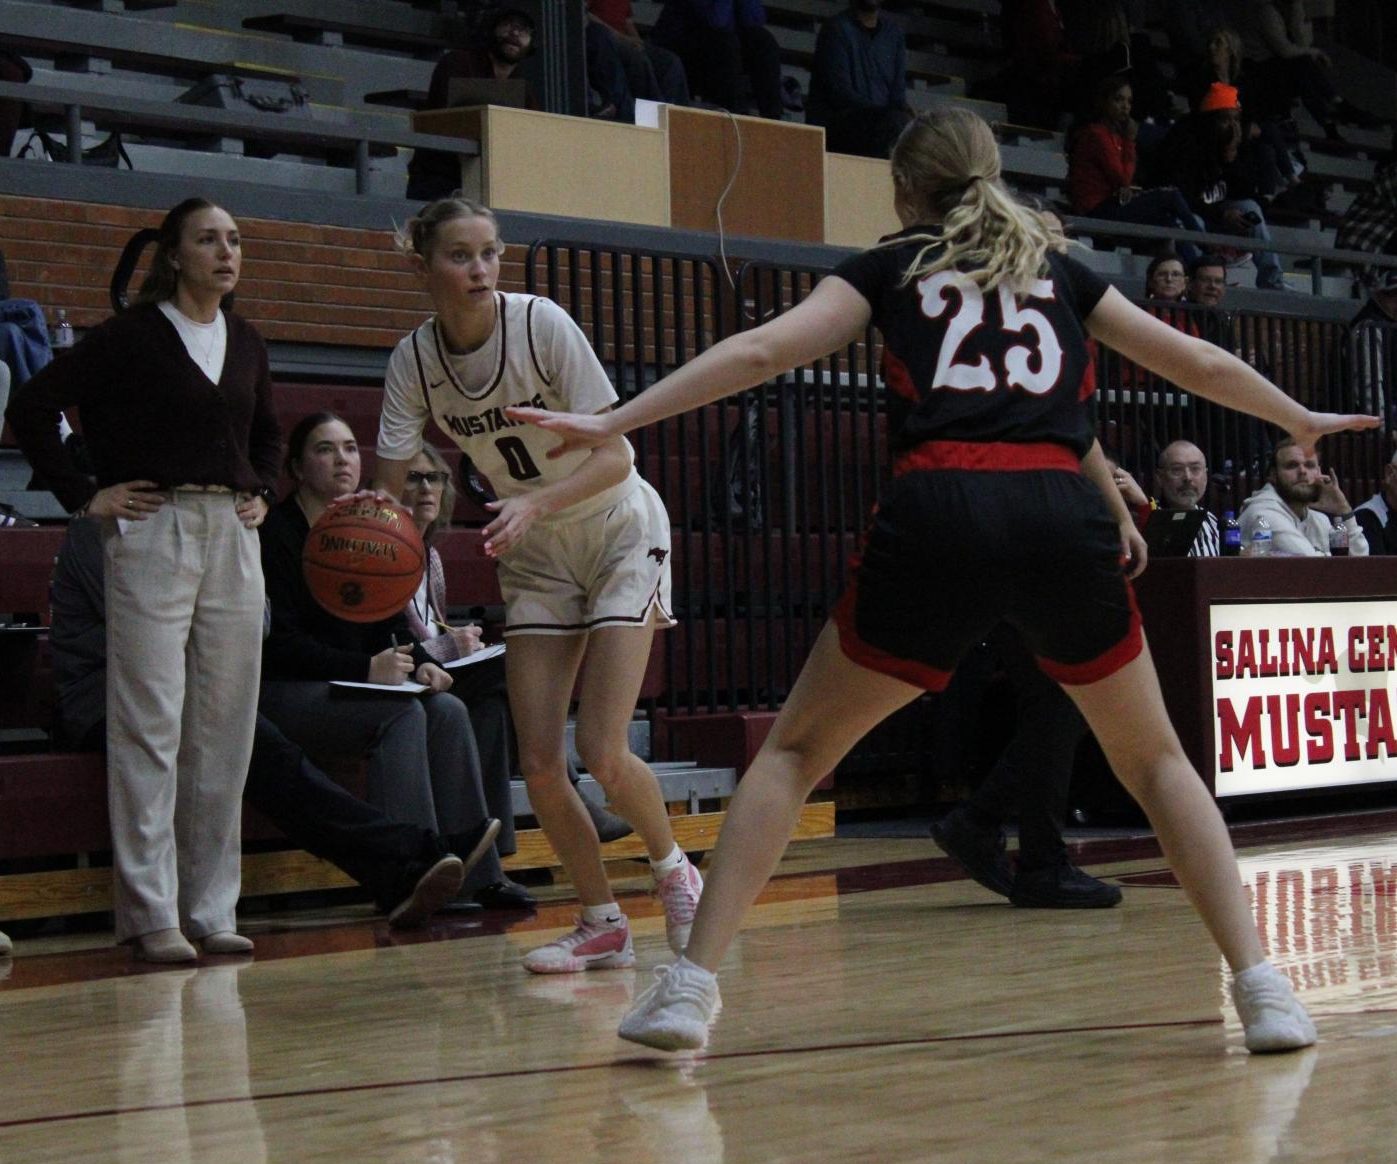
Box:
[582,902,624,927]
[650,843,686,879]
[1234,959,1278,987]
[672,955,716,983]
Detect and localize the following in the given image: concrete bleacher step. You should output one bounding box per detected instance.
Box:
[511,762,739,818]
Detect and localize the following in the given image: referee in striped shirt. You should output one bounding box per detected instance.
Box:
[1114,440,1221,557]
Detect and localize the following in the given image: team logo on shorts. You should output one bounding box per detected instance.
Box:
[647,547,668,565]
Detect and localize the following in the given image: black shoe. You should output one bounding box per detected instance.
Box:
[581,795,633,844]
[388,855,466,929]
[446,818,503,878]
[473,877,537,911]
[1010,864,1122,909]
[930,807,1013,898]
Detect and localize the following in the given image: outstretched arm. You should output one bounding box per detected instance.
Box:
[1085,287,1380,448]
[507,276,873,455]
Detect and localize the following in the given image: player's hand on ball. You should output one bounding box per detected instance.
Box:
[505,406,614,459]
[369,644,414,685]
[415,662,453,692]
[482,495,542,558]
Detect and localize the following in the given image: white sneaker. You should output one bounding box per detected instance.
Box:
[523,917,635,974]
[618,961,721,1052]
[1231,963,1317,1053]
[653,857,704,955]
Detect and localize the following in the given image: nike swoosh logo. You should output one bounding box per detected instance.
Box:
[429,379,446,390]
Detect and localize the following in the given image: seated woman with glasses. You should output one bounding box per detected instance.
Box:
[396,446,629,889]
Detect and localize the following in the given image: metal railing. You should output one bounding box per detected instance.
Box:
[525,236,1395,748]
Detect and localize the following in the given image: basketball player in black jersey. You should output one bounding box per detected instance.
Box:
[512,108,1378,1055]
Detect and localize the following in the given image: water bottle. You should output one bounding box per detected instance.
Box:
[1328,517,1349,557]
[52,309,74,350]
[1222,509,1242,557]
[1249,517,1272,557]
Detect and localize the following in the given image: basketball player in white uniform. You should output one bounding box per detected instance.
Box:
[375,197,703,973]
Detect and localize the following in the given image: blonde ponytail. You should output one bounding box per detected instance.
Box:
[887,110,1066,293]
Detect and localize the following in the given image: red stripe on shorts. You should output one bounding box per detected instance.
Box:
[832,578,954,693]
[1035,582,1145,686]
[894,441,1081,476]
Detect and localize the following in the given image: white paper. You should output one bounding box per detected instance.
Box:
[443,642,506,669]
[329,679,430,694]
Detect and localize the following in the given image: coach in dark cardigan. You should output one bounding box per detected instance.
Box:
[6,197,278,963]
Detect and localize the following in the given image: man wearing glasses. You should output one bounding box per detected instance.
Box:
[1155,440,1220,556]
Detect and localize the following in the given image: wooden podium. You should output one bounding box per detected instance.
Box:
[411,103,900,248]
[1134,557,1397,800]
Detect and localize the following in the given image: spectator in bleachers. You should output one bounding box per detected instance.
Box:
[587,0,690,108]
[651,0,784,120]
[1061,0,1171,125]
[47,515,497,930]
[805,0,911,159]
[997,0,1079,131]
[1354,447,1397,554]
[5,197,279,964]
[406,7,541,201]
[1144,251,1188,301]
[259,412,513,910]
[1221,0,1380,141]
[1337,155,1397,266]
[1177,26,1307,207]
[1348,264,1397,426]
[1066,74,1204,261]
[1238,437,1369,555]
[1155,85,1286,291]
[1185,253,1230,310]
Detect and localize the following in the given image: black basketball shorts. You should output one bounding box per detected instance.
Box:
[832,466,1142,692]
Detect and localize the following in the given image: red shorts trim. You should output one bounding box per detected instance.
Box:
[1035,582,1145,685]
[832,581,955,693]
[894,441,1082,476]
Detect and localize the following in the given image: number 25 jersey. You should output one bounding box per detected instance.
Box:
[378,292,630,507]
[832,229,1111,459]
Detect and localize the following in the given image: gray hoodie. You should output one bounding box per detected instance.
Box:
[1238,482,1370,556]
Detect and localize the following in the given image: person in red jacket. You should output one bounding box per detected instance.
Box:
[1066,74,1204,262]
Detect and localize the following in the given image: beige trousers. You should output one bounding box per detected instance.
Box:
[103,492,264,942]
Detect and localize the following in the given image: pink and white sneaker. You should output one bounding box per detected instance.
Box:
[654,857,704,955]
[522,917,635,974]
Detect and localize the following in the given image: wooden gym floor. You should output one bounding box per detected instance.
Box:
[1,809,1394,1163]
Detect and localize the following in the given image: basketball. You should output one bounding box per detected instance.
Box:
[302,496,425,623]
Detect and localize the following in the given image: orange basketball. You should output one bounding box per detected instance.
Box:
[302,497,426,623]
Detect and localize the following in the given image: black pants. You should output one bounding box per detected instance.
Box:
[960,624,1087,870]
[244,713,445,911]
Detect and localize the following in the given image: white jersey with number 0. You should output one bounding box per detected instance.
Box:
[378,292,632,512]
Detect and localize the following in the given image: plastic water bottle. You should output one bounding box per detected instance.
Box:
[1328,517,1349,557]
[52,309,74,350]
[1222,509,1242,557]
[1249,517,1273,557]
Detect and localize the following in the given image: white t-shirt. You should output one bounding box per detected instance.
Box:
[378,293,632,516]
[158,300,227,384]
